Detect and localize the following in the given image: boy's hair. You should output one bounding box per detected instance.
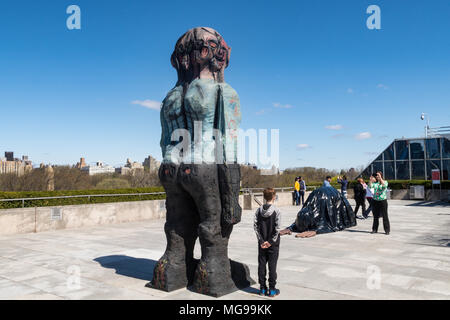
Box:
[263,188,276,201]
[326,176,332,180]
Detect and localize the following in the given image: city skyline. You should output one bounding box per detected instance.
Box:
[0,151,160,171]
[1,1,449,171]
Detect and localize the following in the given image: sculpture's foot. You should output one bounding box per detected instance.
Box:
[147,256,191,292]
[191,259,255,297]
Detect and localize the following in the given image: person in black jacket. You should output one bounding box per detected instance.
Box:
[254,188,281,297]
[353,178,366,219]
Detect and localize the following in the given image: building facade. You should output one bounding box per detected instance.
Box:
[143,155,160,173]
[75,157,87,169]
[80,162,115,175]
[0,152,33,176]
[360,136,450,180]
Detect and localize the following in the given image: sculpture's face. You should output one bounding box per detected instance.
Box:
[196,30,229,72]
[171,27,230,80]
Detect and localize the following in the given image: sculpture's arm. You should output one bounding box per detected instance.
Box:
[160,86,184,163]
[160,106,170,160]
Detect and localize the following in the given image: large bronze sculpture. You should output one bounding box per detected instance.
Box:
[148,27,253,297]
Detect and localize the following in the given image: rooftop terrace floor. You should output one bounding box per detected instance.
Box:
[0,200,449,300]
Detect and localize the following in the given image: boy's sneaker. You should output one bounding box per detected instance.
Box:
[268,288,280,297]
[258,287,268,296]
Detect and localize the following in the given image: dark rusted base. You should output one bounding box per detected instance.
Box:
[146,258,254,297]
[147,163,254,297]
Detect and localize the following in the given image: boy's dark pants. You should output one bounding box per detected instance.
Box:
[372,199,390,233]
[258,245,279,289]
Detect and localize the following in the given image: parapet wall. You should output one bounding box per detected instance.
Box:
[0,192,297,236]
[0,200,166,235]
[0,190,447,235]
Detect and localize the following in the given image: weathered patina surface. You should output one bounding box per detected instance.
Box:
[148,27,253,297]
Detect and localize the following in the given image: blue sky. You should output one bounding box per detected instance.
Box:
[0,0,449,170]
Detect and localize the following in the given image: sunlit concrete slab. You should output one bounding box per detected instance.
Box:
[0,200,449,300]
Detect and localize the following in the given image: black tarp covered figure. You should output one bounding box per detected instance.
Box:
[147,27,254,297]
[282,186,357,238]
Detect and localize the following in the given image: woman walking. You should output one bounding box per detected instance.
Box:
[353,178,366,219]
[370,172,390,235]
[363,175,375,218]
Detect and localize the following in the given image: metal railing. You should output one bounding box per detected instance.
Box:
[0,187,318,209]
[428,126,450,137]
[241,187,294,194]
[0,192,166,208]
[241,186,317,194]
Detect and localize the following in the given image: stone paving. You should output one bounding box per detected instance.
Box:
[0,200,449,300]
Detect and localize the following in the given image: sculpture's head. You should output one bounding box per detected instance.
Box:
[171,27,231,83]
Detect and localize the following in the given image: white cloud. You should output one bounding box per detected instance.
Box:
[296,144,311,150]
[347,88,354,94]
[332,133,345,139]
[131,99,161,110]
[355,132,372,140]
[325,124,343,130]
[273,102,293,109]
[377,84,389,90]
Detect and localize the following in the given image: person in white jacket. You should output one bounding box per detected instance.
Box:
[363,175,376,218]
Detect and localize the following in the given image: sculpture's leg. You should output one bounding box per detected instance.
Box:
[149,164,199,291]
[179,163,236,297]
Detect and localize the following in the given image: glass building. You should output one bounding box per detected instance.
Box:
[360,136,450,180]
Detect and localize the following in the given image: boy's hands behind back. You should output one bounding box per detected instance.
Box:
[261,241,271,249]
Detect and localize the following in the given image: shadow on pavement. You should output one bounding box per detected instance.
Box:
[405,201,450,207]
[240,286,261,295]
[344,229,373,234]
[94,255,156,281]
